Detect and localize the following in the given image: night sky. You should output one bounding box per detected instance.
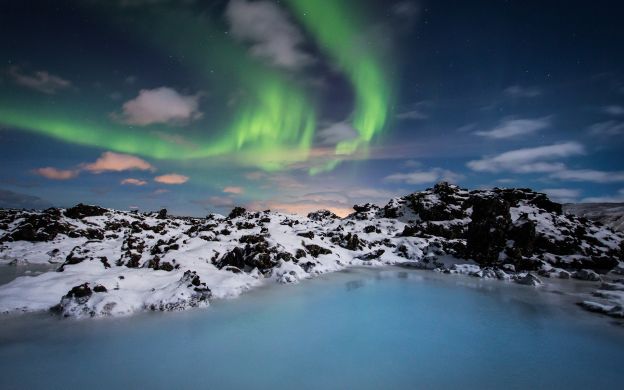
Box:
[1,0,623,216]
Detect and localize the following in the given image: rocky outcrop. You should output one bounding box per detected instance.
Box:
[1,182,623,319]
[64,204,107,219]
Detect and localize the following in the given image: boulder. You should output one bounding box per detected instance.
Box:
[65,204,107,219]
[573,269,601,281]
[515,273,543,286]
[156,209,168,219]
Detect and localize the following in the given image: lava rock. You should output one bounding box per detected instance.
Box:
[228,207,246,219]
[65,204,107,219]
[466,195,511,266]
[156,209,168,219]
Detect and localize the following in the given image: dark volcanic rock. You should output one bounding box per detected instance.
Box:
[466,196,511,266]
[356,249,385,261]
[307,209,339,221]
[156,209,168,219]
[228,207,246,219]
[65,204,107,219]
[304,243,332,258]
[331,232,364,251]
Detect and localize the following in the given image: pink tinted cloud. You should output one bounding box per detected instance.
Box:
[33,167,79,180]
[154,173,189,185]
[83,152,154,173]
[121,178,147,186]
[117,87,202,126]
[223,186,244,194]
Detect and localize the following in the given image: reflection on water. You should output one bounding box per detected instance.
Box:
[1,266,624,390]
[345,280,365,291]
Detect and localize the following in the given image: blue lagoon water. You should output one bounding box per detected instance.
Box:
[1,267,623,389]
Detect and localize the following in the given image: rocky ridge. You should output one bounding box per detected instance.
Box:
[0,183,622,319]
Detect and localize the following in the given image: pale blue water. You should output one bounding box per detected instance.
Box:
[1,267,623,389]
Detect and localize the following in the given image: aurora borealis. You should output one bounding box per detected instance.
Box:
[1,0,624,215]
[0,0,391,172]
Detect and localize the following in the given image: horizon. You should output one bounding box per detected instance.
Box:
[2,181,622,219]
[1,0,623,217]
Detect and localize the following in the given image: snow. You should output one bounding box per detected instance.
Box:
[0,184,622,319]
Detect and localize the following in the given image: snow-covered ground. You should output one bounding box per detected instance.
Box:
[564,203,624,232]
[0,183,622,319]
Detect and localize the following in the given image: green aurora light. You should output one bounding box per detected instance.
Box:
[0,0,393,174]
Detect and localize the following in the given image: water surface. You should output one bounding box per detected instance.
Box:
[1,267,623,389]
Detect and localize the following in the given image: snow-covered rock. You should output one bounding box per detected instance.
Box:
[0,182,622,319]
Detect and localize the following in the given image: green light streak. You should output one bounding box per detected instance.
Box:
[286,0,392,154]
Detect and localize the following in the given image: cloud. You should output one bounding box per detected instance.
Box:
[474,116,551,139]
[226,0,313,70]
[223,186,244,194]
[384,168,463,185]
[581,189,624,203]
[8,66,71,94]
[588,120,624,136]
[541,188,580,203]
[467,142,584,173]
[391,1,420,19]
[154,173,189,184]
[504,85,542,98]
[83,152,154,173]
[603,105,624,116]
[243,183,401,218]
[121,178,147,186]
[550,169,624,183]
[0,189,53,209]
[32,167,80,180]
[116,87,202,126]
[316,122,359,145]
[396,102,429,120]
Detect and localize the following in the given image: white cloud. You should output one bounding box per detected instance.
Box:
[504,85,542,98]
[396,101,429,120]
[316,122,359,145]
[588,120,624,136]
[385,168,463,185]
[226,0,312,70]
[116,87,202,126]
[396,109,428,120]
[154,173,189,185]
[603,105,624,116]
[550,169,624,183]
[83,152,154,173]
[9,66,71,94]
[467,142,584,173]
[474,116,550,139]
[541,188,580,203]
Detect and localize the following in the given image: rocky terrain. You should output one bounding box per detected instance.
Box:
[0,182,623,319]
[564,203,624,232]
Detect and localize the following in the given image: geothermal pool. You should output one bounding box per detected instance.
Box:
[1,267,623,389]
